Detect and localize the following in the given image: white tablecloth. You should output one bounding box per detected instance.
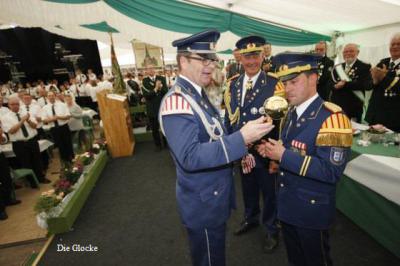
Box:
[1,139,54,158]
[344,154,400,205]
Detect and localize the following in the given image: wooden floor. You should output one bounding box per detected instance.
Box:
[0,152,61,247]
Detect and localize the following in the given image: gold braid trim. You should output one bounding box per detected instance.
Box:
[316,113,353,147]
[224,76,240,125]
[273,80,286,97]
[385,76,400,93]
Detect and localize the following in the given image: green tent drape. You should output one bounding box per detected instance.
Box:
[104,0,330,45]
[80,21,119,33]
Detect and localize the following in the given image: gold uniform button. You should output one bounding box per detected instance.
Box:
[242,122,246,125]
[310,199,316,204]
[243,112,246,116]
[214,191,218,196]
[280,172,284,176]
[280,183,284,187]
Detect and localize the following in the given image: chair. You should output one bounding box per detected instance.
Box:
[10,168,40,200]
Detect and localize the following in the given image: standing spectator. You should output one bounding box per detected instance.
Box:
[1,96,50,187]
[42,91,74,165]
[226,48,244,79]
[142,66,168,151]
[366,33,400,132]
[330,43,372,122]
[65,93,85,149]
[262,43,275,73]
[315,41,334,101]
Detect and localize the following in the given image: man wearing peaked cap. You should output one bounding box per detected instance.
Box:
[224,35,285,253]
[257,52,353,266]
[158,29,275,266]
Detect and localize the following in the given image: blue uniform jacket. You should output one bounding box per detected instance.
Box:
[277,96,352,230]
[159,77,248,229]
[224,71,284,167]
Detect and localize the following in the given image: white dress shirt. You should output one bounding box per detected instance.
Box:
[180,75,202,95]
[295,93,319,119]
[21,103,43,129]
[1,109,38,141]
[242,70,261,106]
[41,101,71,128]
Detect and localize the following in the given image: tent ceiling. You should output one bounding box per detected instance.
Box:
[190,0,400,35]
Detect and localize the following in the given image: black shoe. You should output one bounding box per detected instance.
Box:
[39,178,51,184]
[263,233,279,253]
[234,221,259,236]
[0,211,8,220]
[5,199,21,206]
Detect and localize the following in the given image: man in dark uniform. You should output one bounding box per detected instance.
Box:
[331,43,372,122]
[159,29,275,266]
[142,66,168,150]
[224,35,284,253]
[315,41,334,101]
[226,48,244,79]
[262,42,275,73]
[366,33,400,132]
[257,52,353,266]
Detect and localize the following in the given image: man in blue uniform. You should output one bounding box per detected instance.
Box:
[257,52,353,266]
[224,35,284,253]
[158,29,275,266]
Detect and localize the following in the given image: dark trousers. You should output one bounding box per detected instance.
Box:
[149,116,166,147]
[241,166,278,235]
[12,138,45,186]
[0,153,13,212]
[281,222,332,266]
[35,128,49,170]
[51,124,74,162]
[186,223,226,266]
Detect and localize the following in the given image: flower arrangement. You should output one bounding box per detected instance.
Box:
[74,151,94,166]
[53,178,73,195]
[91,139,107,154]
[63,162,84,183]
[34,190,63,214]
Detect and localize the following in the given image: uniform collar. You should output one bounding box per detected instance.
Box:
[390,57,400,66]
[243,70,261,87]
[295,93,319,119]
[179,74,202,96]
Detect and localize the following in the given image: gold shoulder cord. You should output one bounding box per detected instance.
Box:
[224,76,240,125]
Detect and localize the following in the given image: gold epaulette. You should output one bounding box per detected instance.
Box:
[323,101,342,113]
[267,72,278,79]
[316,112,353,147]
[273,80,285,97]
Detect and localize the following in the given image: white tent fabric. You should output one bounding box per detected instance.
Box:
[0,0,399,66]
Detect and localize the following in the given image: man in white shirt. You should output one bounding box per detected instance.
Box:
[1,96,50,187]
[0,96,9,117]
[42,91,74,163]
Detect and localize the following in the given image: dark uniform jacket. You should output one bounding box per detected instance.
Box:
[365,58,400,132]
[317,56,334,101]
[224,71,284,168]
[159,77,248,229]
[330,59,372,121]
[278,97,352,229]
[142,75,168,117]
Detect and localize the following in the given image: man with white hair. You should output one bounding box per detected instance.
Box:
[331,43,372,122]
[366,33,400,132]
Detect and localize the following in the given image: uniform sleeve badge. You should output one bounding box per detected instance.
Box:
[160,94,193,116]
[330,147,345,165]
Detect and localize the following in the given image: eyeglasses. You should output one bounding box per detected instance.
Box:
[185,56,219,66]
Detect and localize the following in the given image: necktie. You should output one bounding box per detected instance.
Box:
[16,113,29,138]
[237,64,241,73]
[244,79,253,102]
[44,97,47,105]
[389,61,395,71]
[52,104,59,127]
[26,105,30,112]
[345,64,351,73]
[285,108,297,137]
